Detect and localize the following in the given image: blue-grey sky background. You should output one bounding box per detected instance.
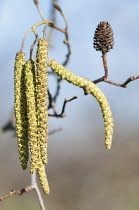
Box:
[0,1,139,210]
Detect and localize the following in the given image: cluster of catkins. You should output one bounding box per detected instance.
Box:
[14,26,114,194]
[14,38,49,194]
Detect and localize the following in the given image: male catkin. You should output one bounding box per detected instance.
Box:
[49,60,114,149]
[36,38,49,164]
[37,160,50,194]
[24,60,39,173]
[14,52,29,169]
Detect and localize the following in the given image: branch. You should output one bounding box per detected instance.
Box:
[0,186,33,201]
[31,173,46,210]
[92,53,139,88]
[93,74,139,88]
[49,127,62,135]
[49,96,77,118]
[33,0,45,21]
[0,110,15,135]
[92,53,108,83]
[0,172,46,210]
[53,2,71,66]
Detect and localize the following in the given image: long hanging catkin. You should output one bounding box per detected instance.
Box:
[14,52,29,170]
[37,160,50,194]
[24,60,39,173]
[49,60,114,149]
[23,57,50,193]
[36,38,49,164]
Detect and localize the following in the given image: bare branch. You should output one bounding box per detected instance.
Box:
[31,173,46,210]
[0,110,15,135]
[49,96,77,118]
[52,2,71,66]
[0,186,33,201]
[0,172,46,210]
[92,53,139,88]
[53,77,63,102]
[33,0,46,21]
[49,127,62,135]
[120,75,139,87]
[93,75,139,88]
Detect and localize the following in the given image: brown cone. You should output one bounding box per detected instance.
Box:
[93,21,114,53]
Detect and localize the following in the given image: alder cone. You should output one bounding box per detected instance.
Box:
[93,21,114,53]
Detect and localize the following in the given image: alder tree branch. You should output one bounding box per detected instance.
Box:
[49,96,77,118]
[53,2,71,66]
[92,52,139,87]
[0,172,46,210]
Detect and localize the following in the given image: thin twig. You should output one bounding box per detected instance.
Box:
[120,75,139,87]
[20,29,33,51]
[102,53,108,79]
[0,186,33,201]
[92,53,108,83]
[92,53,139,87]
[43,24,48,39]
[31,172,46,210]
[49,96,77,118]
[53,77,63,102]
[0,172,46,210]
[0,110,15,135]
[33,0,46,21]
[30,35,39,60]
[93,75,139,88]
[53,2,71,66]
[49,127,62,135]
[47,0,58,44]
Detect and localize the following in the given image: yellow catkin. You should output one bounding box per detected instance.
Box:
[36,38,49,164]
[49,60,114,149]
[24,60,39,173]
[14,52,29,169]
[37,160,50,194]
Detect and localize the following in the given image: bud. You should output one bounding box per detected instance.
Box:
[33,0,38,5]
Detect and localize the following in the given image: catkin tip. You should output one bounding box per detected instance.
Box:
[105,143,112,149]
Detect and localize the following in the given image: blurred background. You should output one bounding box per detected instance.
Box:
[0,0,139,209]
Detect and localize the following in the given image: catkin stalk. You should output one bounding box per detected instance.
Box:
[36,38,49,164]
[14,52,29,169]
[49,60,114,149]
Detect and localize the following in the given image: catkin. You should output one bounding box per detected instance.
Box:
[36,38,49,164]
[37,160,50,194]
[24,60,39,173]
[49,60,114,149]
[14,52,29,169]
